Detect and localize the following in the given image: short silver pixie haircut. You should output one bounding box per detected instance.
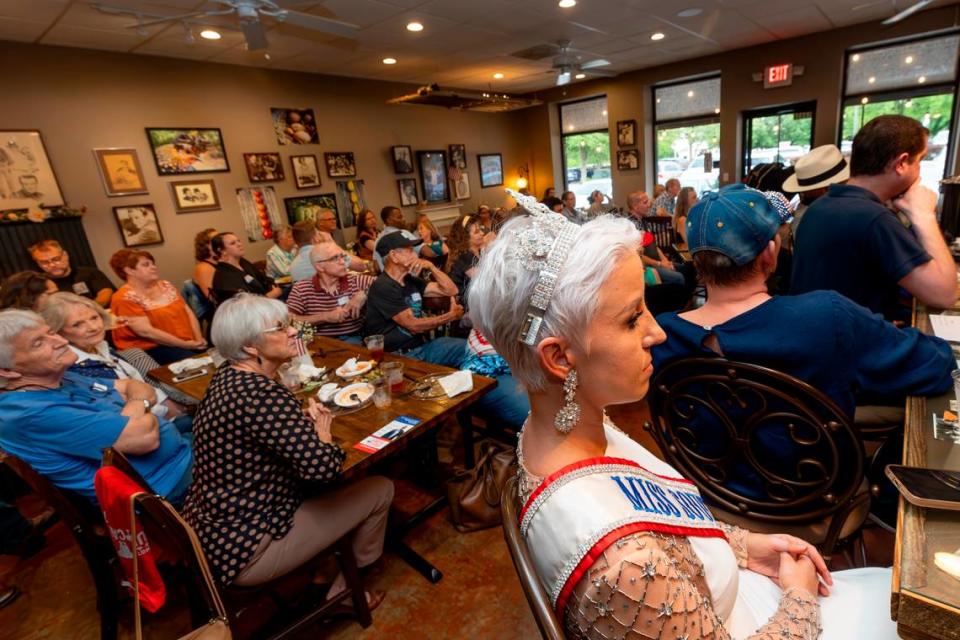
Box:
[211,293,289,362]
[42,291,110,334]
[469,214,641,392]
[0,309,45,383]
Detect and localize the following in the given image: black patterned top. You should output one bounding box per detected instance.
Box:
[182,366,345,584]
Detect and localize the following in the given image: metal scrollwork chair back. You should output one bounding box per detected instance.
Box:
[646,357,870,562]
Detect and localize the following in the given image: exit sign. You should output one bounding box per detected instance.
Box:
[764,63,793,88]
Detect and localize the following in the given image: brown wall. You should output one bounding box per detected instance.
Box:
[0,40,528,284]
[521,4,960,204]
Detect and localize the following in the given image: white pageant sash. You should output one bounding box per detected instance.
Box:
[520,456,725,616]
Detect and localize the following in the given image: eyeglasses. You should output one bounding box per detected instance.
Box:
[36,252,66,267]
[315,253,346,264]
[262,320,294,334]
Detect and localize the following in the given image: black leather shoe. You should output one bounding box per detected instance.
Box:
[0,586,21,610]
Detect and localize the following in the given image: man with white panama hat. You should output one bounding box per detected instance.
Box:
[791,114,957,322]
[782,144,849,238]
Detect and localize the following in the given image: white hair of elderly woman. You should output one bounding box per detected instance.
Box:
[41,291,110,334]
[468,214,641,392]
[211,293,289,363]
[0,309,45,377]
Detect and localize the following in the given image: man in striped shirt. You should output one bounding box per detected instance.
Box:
[286,242,375,343]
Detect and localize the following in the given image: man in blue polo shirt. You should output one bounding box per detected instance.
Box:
[0,309,192,504]
[791,114,957,322]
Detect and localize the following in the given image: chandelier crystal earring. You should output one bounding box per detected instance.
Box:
[554,369,580,434]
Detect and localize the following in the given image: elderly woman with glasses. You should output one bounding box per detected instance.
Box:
[468,191,896,640]
[183,294,392,607]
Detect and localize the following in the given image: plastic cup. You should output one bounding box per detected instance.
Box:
[372,376,391,408]
[382,361,404,393]
[365,335,385,363]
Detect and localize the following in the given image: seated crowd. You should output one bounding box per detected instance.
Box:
[0,112,955,632]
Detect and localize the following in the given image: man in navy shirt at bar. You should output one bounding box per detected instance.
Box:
[791,114,957,322]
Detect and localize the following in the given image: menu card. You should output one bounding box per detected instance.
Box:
[354,415,421,453]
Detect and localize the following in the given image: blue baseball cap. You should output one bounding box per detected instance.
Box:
[686,183,781,265]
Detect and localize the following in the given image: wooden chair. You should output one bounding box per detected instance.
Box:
[101,448,374,639]
[645,357,872,565]
[2,454,124,640]
[500,476,564,640]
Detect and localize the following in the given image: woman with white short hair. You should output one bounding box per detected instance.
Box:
[468,191,896,640]
[182,294,392,610]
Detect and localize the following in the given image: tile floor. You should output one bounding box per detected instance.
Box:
[0,402,894,639]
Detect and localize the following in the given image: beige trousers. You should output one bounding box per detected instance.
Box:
[234,475,394,587]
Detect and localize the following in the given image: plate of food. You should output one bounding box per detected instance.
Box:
[336,357,375,379]
[334,382,374,408]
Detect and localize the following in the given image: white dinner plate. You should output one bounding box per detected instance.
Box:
[334,382,374,408]
[336,359,375,379]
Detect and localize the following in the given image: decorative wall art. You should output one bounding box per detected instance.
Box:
[271,107,319,145]
[325,152,356,178]
[145,128,229,175]
[477,153,503,188]
[391,146,413,174]
[617,120,636,147]
[417,150,449,204]
[236,186,284,242]
[93,148,148,197]
[398,178,418,207]
[171,179,220,213]
[243,152,285,182]
[335,180,366,228]
[290,154,320,189]
[284,193,338,226]
[448,144,467,170]
[454,172,471,200]
[617,149,640,171]
[0,130,65,209]
[113,204,163,247]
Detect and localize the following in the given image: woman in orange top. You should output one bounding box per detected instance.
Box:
[109,249,207,365]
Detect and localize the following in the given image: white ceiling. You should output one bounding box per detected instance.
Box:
[0,0,947,92]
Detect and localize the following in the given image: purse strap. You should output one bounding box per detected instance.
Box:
[129,493,229,640]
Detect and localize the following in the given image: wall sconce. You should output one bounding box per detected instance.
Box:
[516,163,530,190]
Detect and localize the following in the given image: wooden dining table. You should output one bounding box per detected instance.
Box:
[149,335,497,582]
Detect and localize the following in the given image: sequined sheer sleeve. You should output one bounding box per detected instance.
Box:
[717,521,749,569]
[564,532,821,640]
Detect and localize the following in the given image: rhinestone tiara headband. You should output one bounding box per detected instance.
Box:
[505,189,583,346]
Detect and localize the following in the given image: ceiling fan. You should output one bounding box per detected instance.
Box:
[91,0,359,51]
[850,0,936,25]
[550,40,615,86]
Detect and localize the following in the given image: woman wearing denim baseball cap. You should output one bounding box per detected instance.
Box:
[470,188,900,640]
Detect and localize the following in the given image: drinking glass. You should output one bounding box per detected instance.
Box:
[381,361,404,393]
[365,334,385,364]
[372,376,391,408]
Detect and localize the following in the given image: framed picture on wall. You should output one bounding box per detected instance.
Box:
[170,179,220,213]
[454,172,470,200]
[391,146,414,174]
[290,154,320,189]
[335,180,367,228]
[270,107,319,145]
[398,178,418,206]
[325,152,356,177]
[0,130,65,209]
[477,153,503,188]
[145,128,229,176]
[93,148,148,197]
[113,204,163,247]
[243,153,284,182]
[417,150,449,203]
[617,149,640,171]
[617,120,636,147]
[448,144,467,170]
[284,193,339,226]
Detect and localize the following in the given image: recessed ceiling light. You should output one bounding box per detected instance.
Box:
[918,75,927,83]
[493,72,504,79]
[868,76,875,84]
[568,124,575,131]
[575,73,586,79]
[905,55,914,64]
[687,90,694,97]
[200,29,221,40]
[382,57,397,65]
[677,8,703,17]
[714,107,720,114]
[559,0,576,6]
[651,32,665,41]
[601,109,607,116]
[851,53,860,62]
[861,96,869,104]
[406,21,424,32]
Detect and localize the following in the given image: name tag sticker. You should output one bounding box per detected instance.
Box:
[338,296,349,306]
[90,382,110,393]
[243,274,255,283]
[72,282,90,295]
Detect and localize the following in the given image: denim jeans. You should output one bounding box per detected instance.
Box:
[475,373,530,429]
[403,337,468,368]
[655,266,685,286]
